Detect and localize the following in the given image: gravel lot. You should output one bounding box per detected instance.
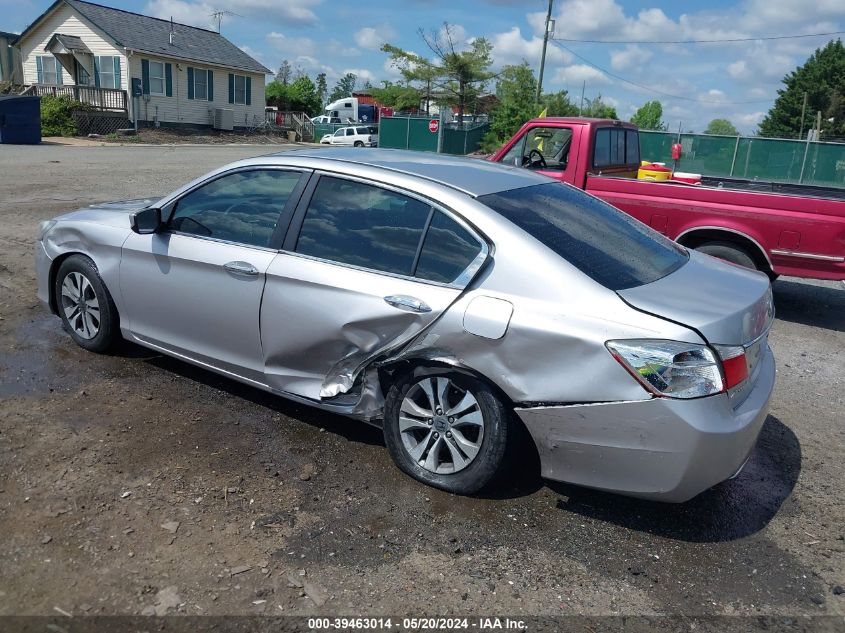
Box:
[0,145,843,623]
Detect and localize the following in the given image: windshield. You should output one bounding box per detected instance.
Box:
[479,183,688,290]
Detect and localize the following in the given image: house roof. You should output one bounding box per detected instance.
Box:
[47,33,91,53]
[16,0,271,75]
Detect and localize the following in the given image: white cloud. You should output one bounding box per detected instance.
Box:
[342,68,376,84]
[145,0,321,28]
[609,45,652,72]
[490,26,571,68]
[737,111,765,126]
[354,25,396,51]
[554,64,610,85]
[266,32,316,57]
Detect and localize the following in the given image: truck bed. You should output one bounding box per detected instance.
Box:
[699,176,845,203]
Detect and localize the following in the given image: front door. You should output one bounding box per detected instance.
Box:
[120,168,307,384]
[259,174,487,400]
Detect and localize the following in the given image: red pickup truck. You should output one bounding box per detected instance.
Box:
[490,117,845,281]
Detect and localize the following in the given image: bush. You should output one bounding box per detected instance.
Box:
[40,95,91,137]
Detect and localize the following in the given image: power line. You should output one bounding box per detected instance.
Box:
[551,40,773,105]
[552,30,845,45]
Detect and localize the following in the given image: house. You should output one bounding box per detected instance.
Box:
[1,31,24,84]
[13,0,271,129]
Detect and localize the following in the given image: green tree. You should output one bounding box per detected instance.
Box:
[704,118,739,136]
[541,90,578,117]
[485,63,538,148]
[315,72,328,107]
[759,39,845,139]
[265,76,322,115]
[382,23,495,124]
[630,100,665,130]
[329,73,357,103]
[369,80,421,111]
[275,60,292,85]
[582,94,617,119]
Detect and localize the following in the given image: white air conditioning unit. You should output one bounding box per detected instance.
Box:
[213,108,233,131]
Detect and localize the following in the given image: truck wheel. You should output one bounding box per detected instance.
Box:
[695,241,757,271]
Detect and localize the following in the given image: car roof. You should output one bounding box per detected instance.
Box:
[264,148,550,197]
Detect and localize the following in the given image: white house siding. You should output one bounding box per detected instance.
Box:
[126,54,266,128]
[18,4,126,89]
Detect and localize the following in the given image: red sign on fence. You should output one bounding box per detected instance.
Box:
[428,119,439,133]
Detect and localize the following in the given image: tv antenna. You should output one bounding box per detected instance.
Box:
[210,9,241,33]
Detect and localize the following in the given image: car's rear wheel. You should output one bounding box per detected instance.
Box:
[354,141,364,147]
[695,241,757,270]
[383,370,509,494]
[55,255,119,353]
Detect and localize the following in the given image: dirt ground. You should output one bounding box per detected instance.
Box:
[0,145,843,625]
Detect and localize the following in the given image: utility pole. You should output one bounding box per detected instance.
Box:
[798,91,808,140]
[535,0,554,104]
[579,80,585,116]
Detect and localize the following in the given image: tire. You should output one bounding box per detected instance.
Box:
[354,141,364,147]
[54,254,120,353]
[383,370,509,495]
[695,241,757,271]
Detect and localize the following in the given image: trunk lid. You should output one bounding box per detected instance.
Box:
[617,250,774,346]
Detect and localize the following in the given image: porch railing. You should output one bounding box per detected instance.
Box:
[264,110,315,141]
[27,84,128,113]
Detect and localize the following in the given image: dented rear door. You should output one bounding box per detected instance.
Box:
[259,174,487,401]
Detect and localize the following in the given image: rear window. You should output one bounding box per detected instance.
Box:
[478,183,687,290]
[594,127,640,167]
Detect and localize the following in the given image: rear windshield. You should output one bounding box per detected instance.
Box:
[478,183,687,290]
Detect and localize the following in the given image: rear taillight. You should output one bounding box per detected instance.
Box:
[713,345,749,390]
[606,340,724,399]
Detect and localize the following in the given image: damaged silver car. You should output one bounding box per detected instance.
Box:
[35,148,775,502]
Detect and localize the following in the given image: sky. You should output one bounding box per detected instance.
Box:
[5,0,845,133]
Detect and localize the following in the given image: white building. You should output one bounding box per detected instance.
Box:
[14,0,271,129]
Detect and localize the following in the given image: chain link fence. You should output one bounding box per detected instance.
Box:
[640,130,845,188]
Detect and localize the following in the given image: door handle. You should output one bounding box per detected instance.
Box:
[384,295,431,313]
[223,261,259,276]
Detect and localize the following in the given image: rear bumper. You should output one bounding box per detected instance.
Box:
[35,240,53,312]
[516,345,775,502]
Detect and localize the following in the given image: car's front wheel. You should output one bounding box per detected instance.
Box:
[54,255,120,353]
[383,370,509,494]
[354,141,364,147]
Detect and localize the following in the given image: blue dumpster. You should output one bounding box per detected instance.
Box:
[0,95,42,144]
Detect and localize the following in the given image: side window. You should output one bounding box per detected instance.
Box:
[295,177,431,275]
[346,128,354,136]
[499,126,572,171]
[415,212,482,284]
[169,170,301,248]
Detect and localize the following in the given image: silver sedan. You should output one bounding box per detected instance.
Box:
[35,149,775,501]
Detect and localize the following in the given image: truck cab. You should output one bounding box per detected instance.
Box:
[493,118,640,188]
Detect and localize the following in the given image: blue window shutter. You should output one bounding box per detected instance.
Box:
[36,56,43,83]
[228,73,234,104]
[94,57,101,88]
[165,63,173,97]
[141,59,150,94]
[187,67,194,100]
[56,61,63,86]
[245,76,251,105]
[207,69,213,101]
[113,57,121,89]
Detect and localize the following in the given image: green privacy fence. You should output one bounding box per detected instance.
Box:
[379,116,489,154]
[639,130,845,188]
[379,116,440,152]
[313,122,350,141]
[442,123,490,155]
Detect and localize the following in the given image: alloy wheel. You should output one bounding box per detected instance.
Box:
[60,271,100,340]
[398,376,485,474]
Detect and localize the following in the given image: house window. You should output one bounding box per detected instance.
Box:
[37,56,60,84]
[148,60,165,95]
[194,69,208,101]
[96,56,118,89]
[234,74,247,105]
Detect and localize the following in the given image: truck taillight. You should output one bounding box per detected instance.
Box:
[714,345,748,389]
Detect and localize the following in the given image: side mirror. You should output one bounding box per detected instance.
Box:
[131,207,162,234]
